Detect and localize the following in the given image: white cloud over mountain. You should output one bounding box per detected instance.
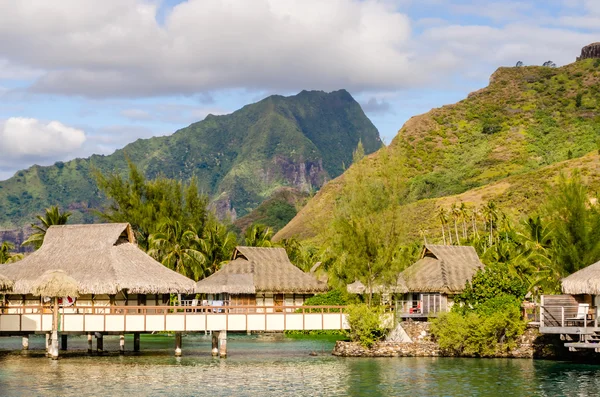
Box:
[0,117,86,165]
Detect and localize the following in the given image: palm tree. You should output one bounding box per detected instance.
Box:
[451,203,461,244]
[459,202,469,239]
[148,220,206,281]
[22,206,71,249]
[0,241,23,264]
[437,207,448,245]
[483,201,499,247]
[244,224,273,247]
[198,220,237,277]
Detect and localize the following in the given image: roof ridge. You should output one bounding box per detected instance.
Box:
[439,258,449,290]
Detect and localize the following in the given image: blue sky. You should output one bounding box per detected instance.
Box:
[0,0,599,180]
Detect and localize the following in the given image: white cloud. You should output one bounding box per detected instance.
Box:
[0,0,424,97]
[0,117,86,163]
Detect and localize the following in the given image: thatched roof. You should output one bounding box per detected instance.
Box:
[562,261,600,295]
[0,223,195,295]
[396,245,483,294]
[32,270,80,297]
[196,247,327,294]
[0,273,14,291]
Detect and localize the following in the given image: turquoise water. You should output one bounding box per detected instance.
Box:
[1,334,600,396]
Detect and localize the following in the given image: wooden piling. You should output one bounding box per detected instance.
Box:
[50,330,59,360]
[211,331,219,357]
[22,335,29,350]
[61,334,68,351]
[96,333,104,353]
[87,333,93,354]
[219,329,227,358]
[175,332,182,357]
[120,334,125,355]
[134,333,140,352]
[45,333,50,357]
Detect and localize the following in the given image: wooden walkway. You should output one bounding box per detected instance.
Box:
[0,305,350,335]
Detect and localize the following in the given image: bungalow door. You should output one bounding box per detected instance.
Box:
[274,294,284,312]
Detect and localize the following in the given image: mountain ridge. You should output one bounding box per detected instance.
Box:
[0,89,381,229]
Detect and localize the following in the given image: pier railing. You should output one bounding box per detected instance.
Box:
[0,304,351,334]
[539,295,598,333]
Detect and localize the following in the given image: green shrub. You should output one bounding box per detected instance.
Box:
[345,304,387,348]
[431,302,526,357]
[304,290,349,306]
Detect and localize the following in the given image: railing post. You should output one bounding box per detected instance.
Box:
[561,306,565,327]
[540,295,544,327]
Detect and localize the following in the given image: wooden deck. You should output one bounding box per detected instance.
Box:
[0,305,351,335]
[539,295,599,337]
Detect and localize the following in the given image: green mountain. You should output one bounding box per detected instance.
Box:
[0,89,381,229]
[275,59,600,242]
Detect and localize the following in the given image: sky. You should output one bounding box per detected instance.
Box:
[0,0,599,180]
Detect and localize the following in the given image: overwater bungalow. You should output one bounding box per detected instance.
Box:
[540,260,600,350]
[0,223,195,310]
[347,245,484,318]
[195,246,328,312]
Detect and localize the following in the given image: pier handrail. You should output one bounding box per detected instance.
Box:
[539,304,597,329]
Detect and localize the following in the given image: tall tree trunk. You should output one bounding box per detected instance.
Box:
[454,219,460,244]
[441,224,446,245]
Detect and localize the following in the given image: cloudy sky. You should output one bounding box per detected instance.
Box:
[0,0,598,180]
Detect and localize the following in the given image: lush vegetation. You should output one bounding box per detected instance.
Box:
[277,59,600,243]
[22,205,72,249]
[0,90,381,231]
[345,304,388,348]
[0,241,22,264]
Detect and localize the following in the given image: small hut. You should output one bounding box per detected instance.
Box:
[560,260,600,312]
[195,246,327,311]
[394,245,483,315]
[0,223,195,310]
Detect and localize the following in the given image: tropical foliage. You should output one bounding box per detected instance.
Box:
[345,304,387,348]
[22,206,71,249]
[0,241,22,264]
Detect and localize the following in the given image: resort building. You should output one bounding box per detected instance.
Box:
[395,245,484,316]
[0,223,196,311]
[195,246,328,312]
[347,245,484,317]
[540,260,600,350]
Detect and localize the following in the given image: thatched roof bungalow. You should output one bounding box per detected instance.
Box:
[346,245,484,316]
[396,245,483,294]
[562,261,600,295]
[0,223,195,307]
[395,245,483,316]
[196,246,327,309]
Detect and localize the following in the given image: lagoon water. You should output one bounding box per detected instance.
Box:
[1,334,599,397]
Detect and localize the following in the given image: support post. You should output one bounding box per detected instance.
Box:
[61,334,68,351]
[120,334,125,355]
[87,333,93,354]
[175,332,182,357]
[211,331,219,357]
[22,335,29,351]
[45,333,50,357]
[50,296,59,359]
[96,333,104,353]
[50,330,59,360]
[219,329,227,358]
[134,333,140,352]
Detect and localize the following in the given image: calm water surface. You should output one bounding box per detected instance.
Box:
[0,334,599,396]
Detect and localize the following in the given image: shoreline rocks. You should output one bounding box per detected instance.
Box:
[332,322,557,359]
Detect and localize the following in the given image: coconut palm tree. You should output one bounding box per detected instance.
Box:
[0,241,23,264]
[198,220,237,277]
[459,202,469,239]
[483,201,499,247]
[244,224,273,247]
[148,220,206,281]
[22,206,71,249]
[437,207,449,245]
[451,203,461,244]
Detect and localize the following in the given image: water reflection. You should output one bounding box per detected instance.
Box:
[0,335,599,396]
